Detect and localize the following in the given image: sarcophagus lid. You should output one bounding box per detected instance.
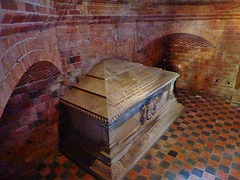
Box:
[60,59,179,124]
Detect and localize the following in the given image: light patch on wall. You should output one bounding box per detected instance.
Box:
[236,66,240,89]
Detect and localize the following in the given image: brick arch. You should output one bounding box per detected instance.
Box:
[0,50,62,118]
[137,23,218,52]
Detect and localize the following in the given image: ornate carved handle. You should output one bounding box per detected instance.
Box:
[140,97,158,125]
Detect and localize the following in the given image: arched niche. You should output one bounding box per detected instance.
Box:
[0,50,62,118]
[136,33,230,97]
[0,61,65,178]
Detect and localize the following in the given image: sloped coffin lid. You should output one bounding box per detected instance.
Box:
[60,59,179,123]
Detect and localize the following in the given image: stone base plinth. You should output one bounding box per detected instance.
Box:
[59,99,183,180]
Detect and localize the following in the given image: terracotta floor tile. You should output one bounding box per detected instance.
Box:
[232,156,240,163]
[148,148,158,156]
[126,169,138,179]
[54,165,65,175]
[12,89,240,180]
[138,158,149,167]
[178,136,187,143]
[163,155,175,163]
[155,166,166,175]
[68,175,80,180]
[171,145,181,152]
[81,173,95,180]
[225,147,235,153]
[220,158,231,167]
[151,156,161,164]
[206,141,215,149]
[140,167,153,178]
[189,152,199,159]
[177,154,187,161]
[168,164,180,174]
[200,151,211,159]
[194,142,204,149]
[216,170,228,179]
[182,163,194,172]
[230,169,240,178]
[44,157,54,165]
[184,144,193,151]
[57,156,69,164]
[69,166,79,174]
[212,149,223,157]
[40,167,51,176]
[208,159,219,169]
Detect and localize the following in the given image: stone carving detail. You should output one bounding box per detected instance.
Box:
[140,97,158,124]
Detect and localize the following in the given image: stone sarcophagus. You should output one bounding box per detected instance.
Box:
[59,59,183,179]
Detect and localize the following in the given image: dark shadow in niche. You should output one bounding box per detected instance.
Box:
[139,33,217,95]
[0,61,63,179]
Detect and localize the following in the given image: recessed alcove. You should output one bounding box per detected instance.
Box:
[159,33,216,95]
[138,33,237,99]
[0,61,64,177]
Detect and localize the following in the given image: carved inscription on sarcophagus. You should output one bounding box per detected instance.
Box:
[59,59,184,180]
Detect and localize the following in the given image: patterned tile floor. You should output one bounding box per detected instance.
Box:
[22,89,240,180]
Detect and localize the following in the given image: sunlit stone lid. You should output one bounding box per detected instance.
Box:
[60,59,179,123]
[87,59,142,80]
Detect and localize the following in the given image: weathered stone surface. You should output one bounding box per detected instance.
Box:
[61,59,179,122]
[59,59,183,179]
[231,93,240,108]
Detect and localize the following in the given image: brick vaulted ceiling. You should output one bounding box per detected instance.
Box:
[162,33,216,49]
[17,61,60,87]
[0,0,240,36]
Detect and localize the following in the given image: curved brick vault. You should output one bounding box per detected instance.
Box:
[136,22,218,52]
[0,37,62,118]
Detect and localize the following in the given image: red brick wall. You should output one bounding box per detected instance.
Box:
[56,23,116,74]
[161,34,219,96]
[0,29,63,117]
[0,62,67,177]
[116,22,137,61]
[0,0,56,36]
[136,33,238,99]
[1,1,240,177]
